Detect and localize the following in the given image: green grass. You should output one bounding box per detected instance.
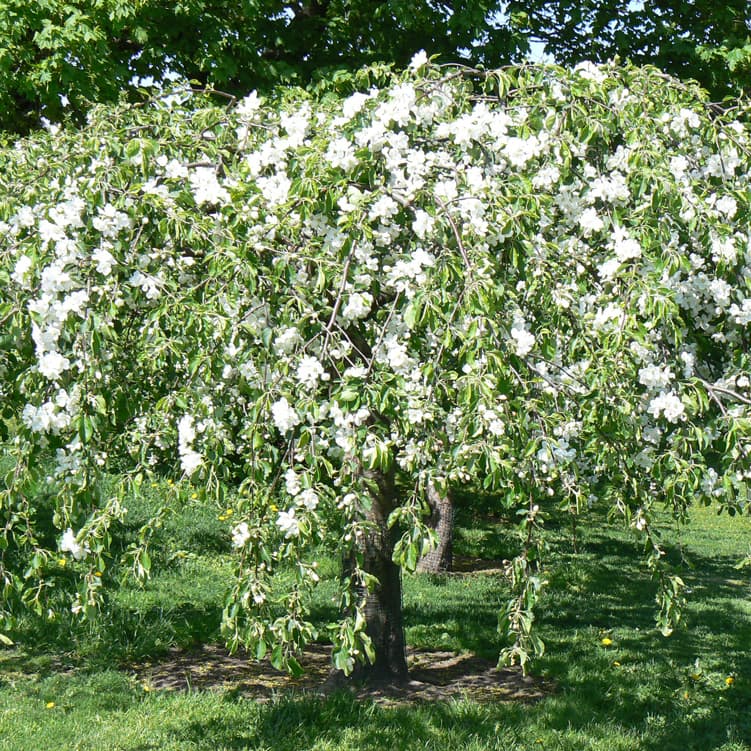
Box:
[1,494,750,750]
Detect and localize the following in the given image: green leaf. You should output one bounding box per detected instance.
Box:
[404,300,420,329]
[270,644,284,671]
[287,656,304,677]
[79,415,95,444]
[93,394,107,415]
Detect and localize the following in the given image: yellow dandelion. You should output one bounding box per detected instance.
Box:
[725,676,735,686]
[690,673,701,681]
[58,558,67,567]
[612,660,621,667]
[601,637,613,646]
[191,493,198,499]
[46,701,55,709]
[94,571,102,577]
[143,684,152,692]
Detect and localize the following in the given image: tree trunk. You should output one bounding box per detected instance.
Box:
[416,483,454,573]
[348,467,410,684]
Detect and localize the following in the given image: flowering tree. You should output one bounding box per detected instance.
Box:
[2,57,751,681]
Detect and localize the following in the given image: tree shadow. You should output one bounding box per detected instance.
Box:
[151,667,750,751]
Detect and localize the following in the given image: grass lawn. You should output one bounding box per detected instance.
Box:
[1,489,750,751]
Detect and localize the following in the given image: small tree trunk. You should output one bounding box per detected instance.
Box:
[348,467,409,684]
[416,483,454,573]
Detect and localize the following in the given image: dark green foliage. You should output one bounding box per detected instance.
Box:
[509,0,751,98]
[0,0,521,135]
[2,0,748,136]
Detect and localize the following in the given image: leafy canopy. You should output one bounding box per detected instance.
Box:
[510,0,751,98]
[2,58,751,671]
[0,0,519,134]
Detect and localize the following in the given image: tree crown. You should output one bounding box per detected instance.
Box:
[2,58,751,670]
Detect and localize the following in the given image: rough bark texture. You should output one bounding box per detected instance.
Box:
[416,483,454,573]
[349,467,410,684]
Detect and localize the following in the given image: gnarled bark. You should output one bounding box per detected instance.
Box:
[348,467,409,684]
[416,483,454,573]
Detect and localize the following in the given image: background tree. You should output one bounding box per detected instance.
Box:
[0,0,522,135]
[510,0,751,99]
[3,0,749,137]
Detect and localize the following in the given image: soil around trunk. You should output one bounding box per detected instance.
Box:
[129,644,552,705]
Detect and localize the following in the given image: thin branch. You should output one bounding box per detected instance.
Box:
[364,292,402,380]
[434,194,471,271]
[321,246,355,357]
[698,378,751,406]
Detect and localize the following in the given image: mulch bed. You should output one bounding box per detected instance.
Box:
[130,643,552,705]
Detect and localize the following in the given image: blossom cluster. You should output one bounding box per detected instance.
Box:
[3,56,751,665]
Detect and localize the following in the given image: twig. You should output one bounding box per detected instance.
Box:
[434,195,471,271]
[698,378,751,406]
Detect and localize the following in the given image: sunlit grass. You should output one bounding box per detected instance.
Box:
[1,489,750,750]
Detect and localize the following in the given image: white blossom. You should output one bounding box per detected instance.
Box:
[341,92,371,121]
[92,246,117,275]
[190,167,230,205]
[178,415,202,476]
[276,508,300,538]
[504,136,542,168]
[129,270,162,300]
[578,207,604,236]
[597,257,621,281]
[231,522,251,548]
[38,351,70,381]
[409,50,429,71]
[574,61,606,83]
[296,355,325,389]
[639,364,674,390]
[257,172,291,207]
[274,327,301,354]
[271,397,300,433]
[368,195,399,223]
[180,449,203,476]
[412,210,434,239]
[715,195,737,218]
[647,391,686,422]
[611,228,642,261]
[236,91,261,121]
[11,255,33,286]
[60,528,89,560]
[510,319,535,357]
[298,488,319,511]
[285,468,302,496]
[325,138,358,172]
[342,292,372,322]
[92,204,132,237]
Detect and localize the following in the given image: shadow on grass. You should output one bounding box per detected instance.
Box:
[137,676,751,751]
[159,692,530,751]
[5,502,751,751]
